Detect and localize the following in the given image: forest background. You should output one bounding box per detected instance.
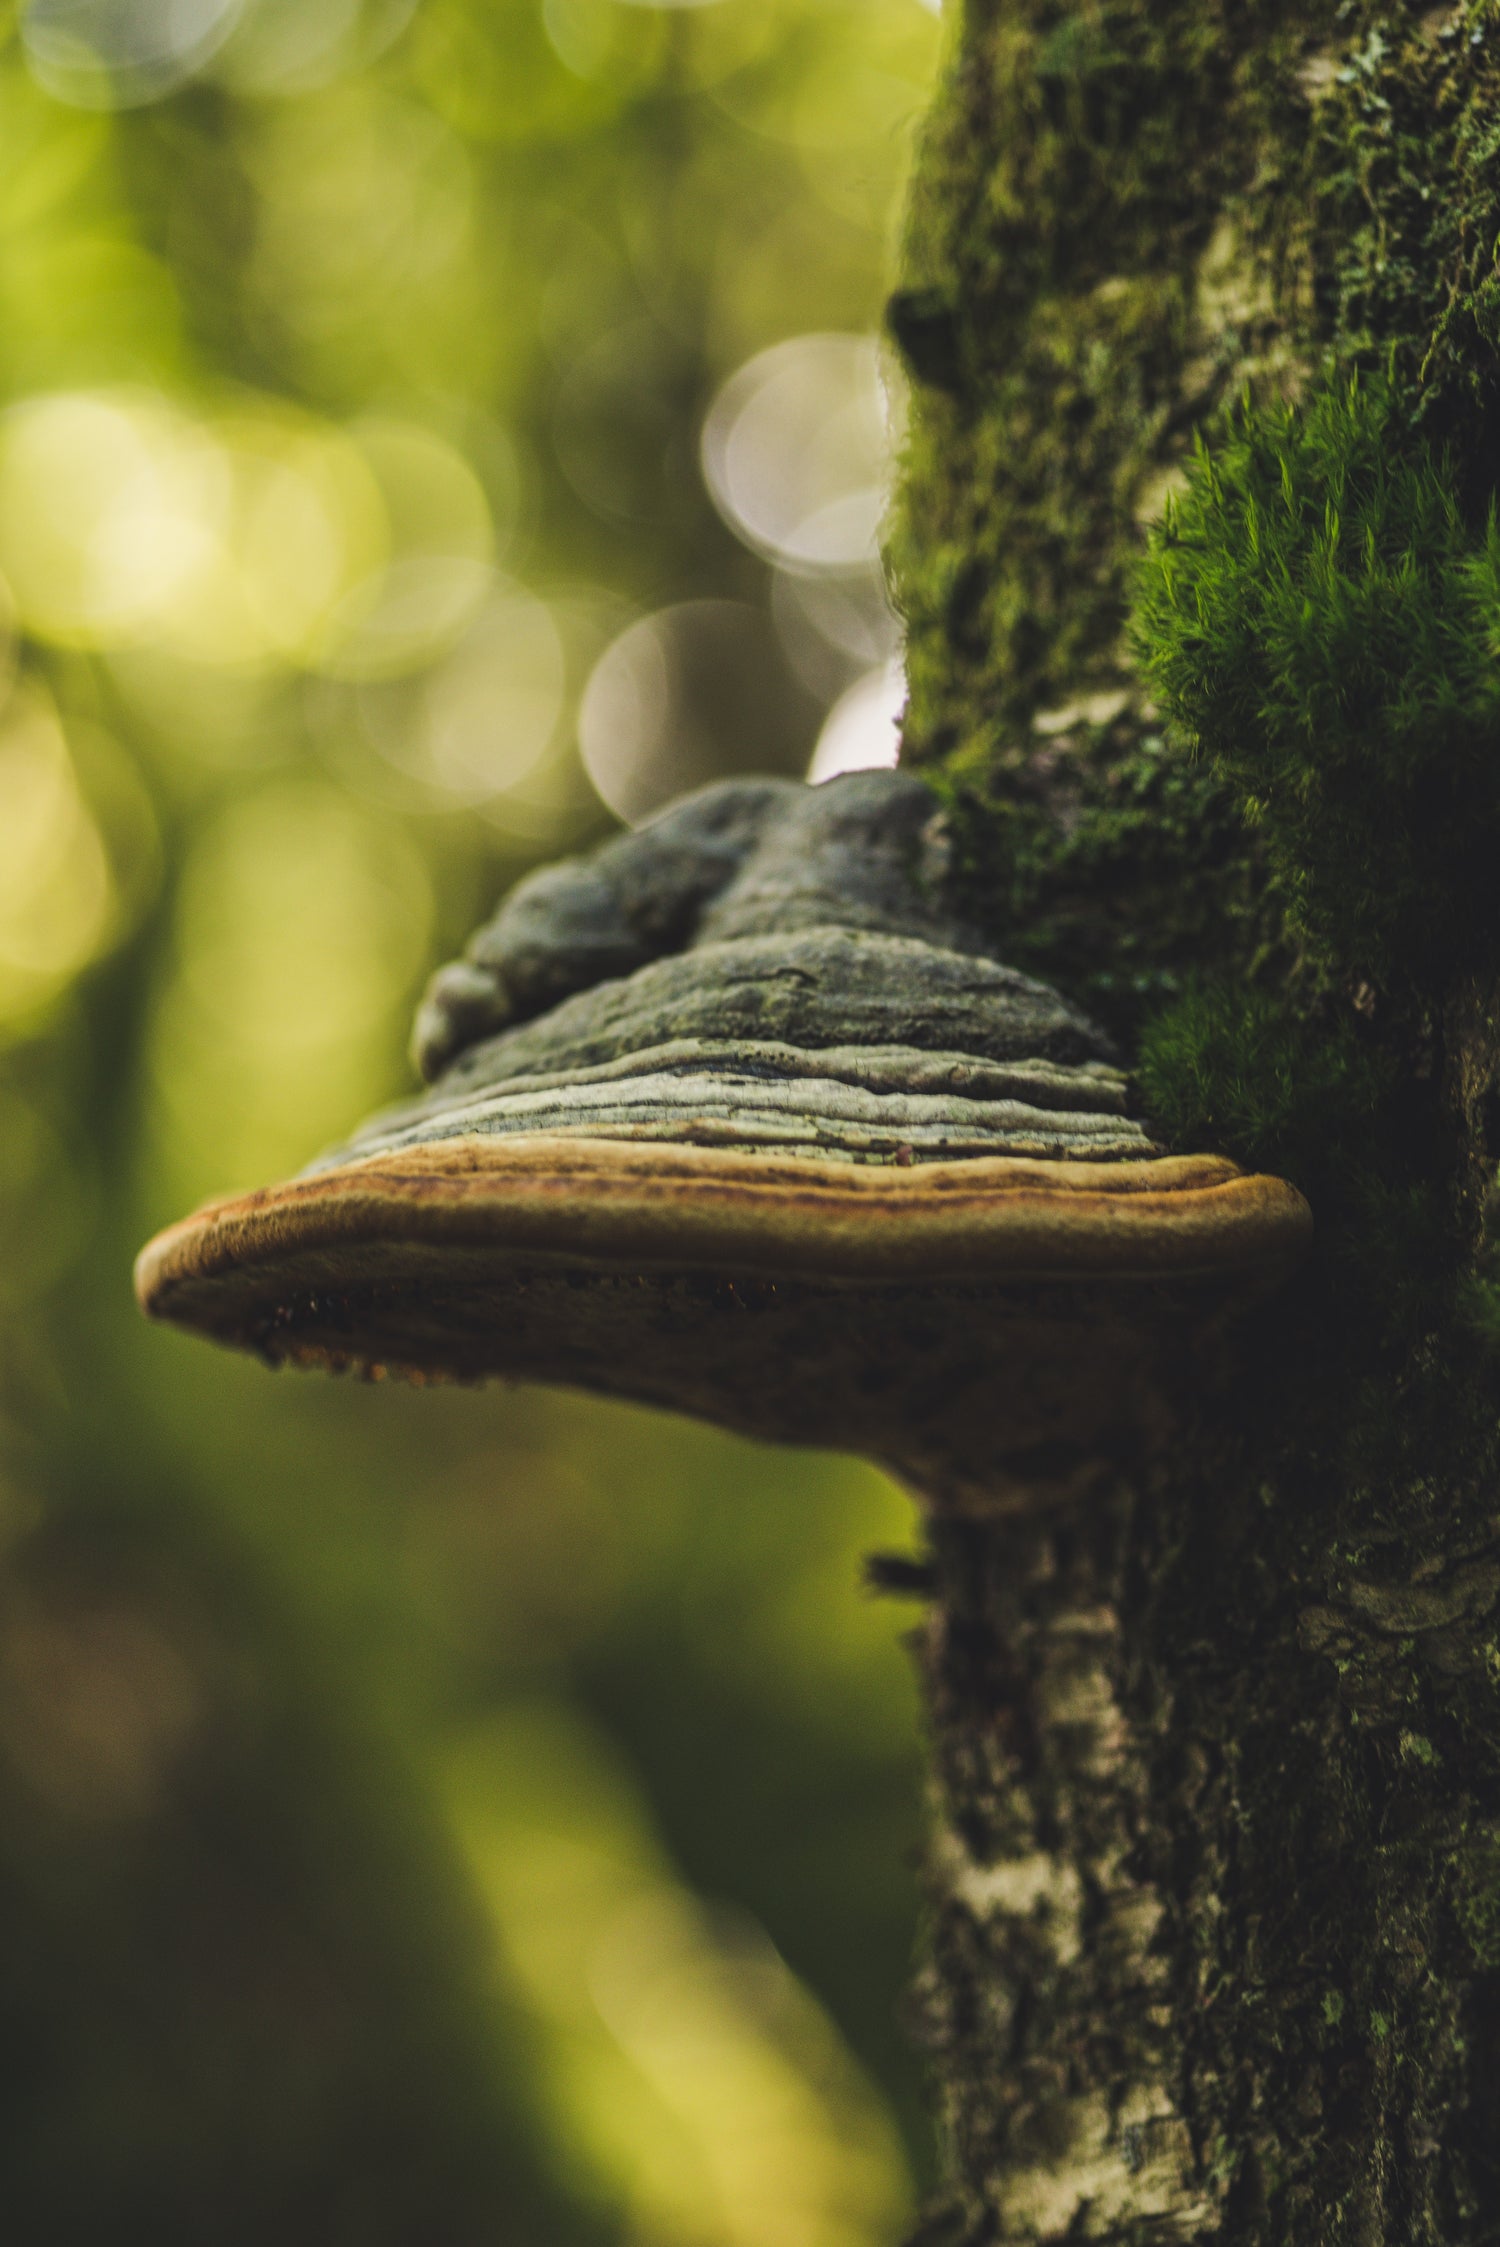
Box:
[0,1,950,2239]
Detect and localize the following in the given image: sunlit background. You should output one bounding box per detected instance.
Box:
[0,1,944,2237]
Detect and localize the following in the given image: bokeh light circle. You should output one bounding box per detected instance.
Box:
[807,659,905,784]
[579,600,815,824]
[213,0,419,93]
[23,0,242,108]
[0,392,413,672]
[700,333,893,574]
[318,420,495,679]
[0,392,225,649]
[357,584,567,805]
[770,562,900,702]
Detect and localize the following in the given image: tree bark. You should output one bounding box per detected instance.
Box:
[890,4,1500,2238]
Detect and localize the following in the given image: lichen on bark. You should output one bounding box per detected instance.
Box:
[889,3,1500,2239]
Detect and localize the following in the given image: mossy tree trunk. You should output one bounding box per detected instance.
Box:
[888,4,1500,2238]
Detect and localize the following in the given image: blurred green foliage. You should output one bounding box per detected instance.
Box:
[0,1,943,2237]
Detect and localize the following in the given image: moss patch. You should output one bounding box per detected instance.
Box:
[1134,377,1500,994]
[892,1,1500,774]
[1132,984,1386,1185]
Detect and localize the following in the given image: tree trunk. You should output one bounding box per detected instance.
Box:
[889,4,1500,2238]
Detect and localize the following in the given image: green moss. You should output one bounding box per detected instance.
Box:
[1134,981,1387,1185]
[1135,975,1455,1324]
[925,719,1270,1043]
[1299,11,1500,469]
[1457,1270,1500,1352]
[889,0,1320,745]
[1133,377,1500,992]
[1453,1825,1500,1972]
[1119,372,1500,1319]
[893,4,1500,785]
[891,0,1500,1065]
[888,7,1500,1281]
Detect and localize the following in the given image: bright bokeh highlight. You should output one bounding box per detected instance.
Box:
[450,1706,911,2247]
[701,334,893,574]
[0,684,115,1025]
[147,782,432,1201]
[809,660,906,784]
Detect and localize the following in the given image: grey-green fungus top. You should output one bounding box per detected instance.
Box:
[327,771,1157,1171]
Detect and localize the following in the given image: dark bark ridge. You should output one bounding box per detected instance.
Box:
[891,2,1500,2239]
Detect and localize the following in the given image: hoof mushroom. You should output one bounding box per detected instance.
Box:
[136,773,1310,1496]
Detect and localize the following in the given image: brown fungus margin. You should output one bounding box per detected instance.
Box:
[135,1132,1309,1503]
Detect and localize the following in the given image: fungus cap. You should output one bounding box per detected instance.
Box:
[135,773,1310,1484]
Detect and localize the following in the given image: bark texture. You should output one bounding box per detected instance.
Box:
[891,2,1500,2238]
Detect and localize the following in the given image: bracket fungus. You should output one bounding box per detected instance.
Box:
[136,773,1310,1500]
